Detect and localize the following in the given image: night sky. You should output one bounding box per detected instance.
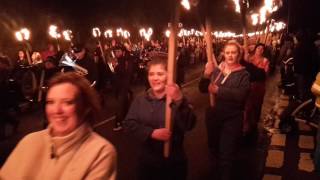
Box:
[0,0,319,53]
[0,0,289,32]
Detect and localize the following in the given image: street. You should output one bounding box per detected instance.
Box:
[0,64,319,180]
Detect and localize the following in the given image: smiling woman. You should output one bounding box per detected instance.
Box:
[123,53,196,180]
[0,72,117,180]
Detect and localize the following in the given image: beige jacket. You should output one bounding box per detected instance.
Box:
[0,123,117,180]
[311,72,320,108]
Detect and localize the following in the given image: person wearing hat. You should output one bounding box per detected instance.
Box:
[112,44,134,131]
[68,43,98,85]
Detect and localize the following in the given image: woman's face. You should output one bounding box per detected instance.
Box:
[255,45,264,56]
[224,45,239,66]
[148,64,167,95]
[18,51,25,59]
[46,82,81,137]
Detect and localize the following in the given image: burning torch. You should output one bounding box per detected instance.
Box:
[49,25,62,51]
[15,28,32,65]
[62,29,73,46]
[92,27,108,69]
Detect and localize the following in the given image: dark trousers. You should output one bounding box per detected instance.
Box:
[206,108,243,180]
[115,87,132,126]
[137,158,187,180]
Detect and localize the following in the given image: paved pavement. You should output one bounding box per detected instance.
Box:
[260,70,319,180]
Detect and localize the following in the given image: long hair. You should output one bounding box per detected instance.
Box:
[47,72,102,125]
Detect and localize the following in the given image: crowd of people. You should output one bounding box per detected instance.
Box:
[1,29,320,179]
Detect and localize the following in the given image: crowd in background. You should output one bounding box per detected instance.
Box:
[1,28,320,179]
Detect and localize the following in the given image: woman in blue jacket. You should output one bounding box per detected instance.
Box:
[199,40,250,180]
[123,53,196,180]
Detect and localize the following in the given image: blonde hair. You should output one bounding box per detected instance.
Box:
[223,40,243,61]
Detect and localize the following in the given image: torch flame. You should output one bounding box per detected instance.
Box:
[15,28,30,41]
[20,28,30,40]
[140,28,153,41]
[92,27,101,38]
[181,0,190,10]
[265,0,276,13]
[178,29,184,38]
[165,30,171,38]
[139,28,146,37]
[62,30,73,41]
[116,28,123,37]
[263,0,282,14]
[49,25,61,39]
[233,0,241,13]
[15,32,23,41]
[259,7,267,24]
[123,31,130,39]
[251,13,259,26]
[195,30,203,37]
[104,29,113,38]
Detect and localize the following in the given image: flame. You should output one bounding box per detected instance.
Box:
[139,28,145,37]
[116,28,123,37]
[20,28,30,40]
[15,32,23,41]
[123,31,130,39]
[116,28,130,39]
[144,28,153,41]
[104,29,113,38]
[178,29,184,37]
[251,13,259,26]
[268,20,286,32]
[233,0,241,13]
[49,25,61,39]
[275,21,286,31]
[62,30,72,41]
[92,27,101,37]
[195,30,203,37]
[190,29,195,35]
[265,0,272,12]
[259,7,267,24]
[15,28,30,41]
[165,30,171,38]
[261,0,282,14]
[213,31,236,38]
[181,0,190,10]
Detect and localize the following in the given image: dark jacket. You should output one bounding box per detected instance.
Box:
[240,59,266,82]
[123,90,196,162]
[75,54,98,84]
[63,53,98,84]
[199,67,250,112]
[114,54,134,91]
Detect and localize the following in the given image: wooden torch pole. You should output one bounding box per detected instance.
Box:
[164,1,180,158]
[203,19,218,107]
[241,0,248,49]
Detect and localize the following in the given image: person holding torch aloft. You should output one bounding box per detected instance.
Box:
[199,40,250,180]
[123,54,196,180]
[241,43,269,143]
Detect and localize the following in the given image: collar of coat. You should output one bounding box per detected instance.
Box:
[46,123,92,159]
[218,61,245,76]
[145,88,166,101]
